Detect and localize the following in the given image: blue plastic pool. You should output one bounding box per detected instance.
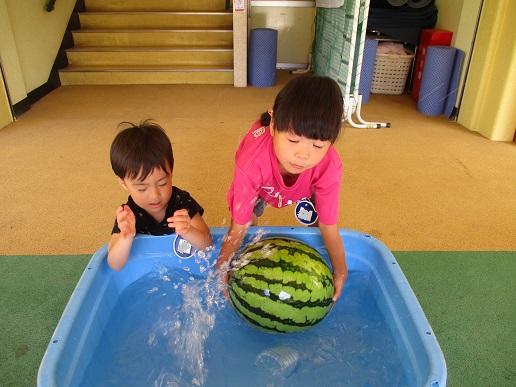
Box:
[38,227,446,386]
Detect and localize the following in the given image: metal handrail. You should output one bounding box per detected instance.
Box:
[46,0,56,12]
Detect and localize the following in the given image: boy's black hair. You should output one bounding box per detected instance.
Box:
[260,74,343,143]
[110,120,174,181]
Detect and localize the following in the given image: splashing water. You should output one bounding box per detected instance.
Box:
[229,228,274,271]
[154,280,213,385]
[150,249,228,386]
[151,231,268,385]
[179,275,226,383]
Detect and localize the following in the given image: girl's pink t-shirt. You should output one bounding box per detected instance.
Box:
[227,121,342,225]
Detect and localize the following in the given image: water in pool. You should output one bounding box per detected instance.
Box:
[80,262,409,386]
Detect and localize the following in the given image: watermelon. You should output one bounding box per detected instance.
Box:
[228,237,335,333]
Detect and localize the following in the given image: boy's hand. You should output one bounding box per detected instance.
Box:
[116,205,135,238]
[332,271,348,302]
[167,209,191,236]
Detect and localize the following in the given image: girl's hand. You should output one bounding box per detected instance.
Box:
[167,209,191,236]
[332,271,348,302]
[219,270,231,300]
[115,205,136,238]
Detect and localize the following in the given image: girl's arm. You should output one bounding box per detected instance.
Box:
[168,210,212,250]
[319,222,348,302]
[215,221,250,270]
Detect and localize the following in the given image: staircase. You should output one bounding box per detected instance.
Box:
[59,0,234,85]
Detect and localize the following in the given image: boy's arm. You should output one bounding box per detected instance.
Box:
[107,204,136,271]
[107,232,134,271]
[319,222,348,302]
[172,212,212,250]
[215,221,250,270]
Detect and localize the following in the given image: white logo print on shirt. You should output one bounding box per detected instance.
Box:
[253,126,266,138]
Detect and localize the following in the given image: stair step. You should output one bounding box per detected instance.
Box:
[59,65,234,85]
[85,0,229,12]
[79,12,233,30]
[65,1,235,85]
[72,29,234,47]
[66,47,233,66]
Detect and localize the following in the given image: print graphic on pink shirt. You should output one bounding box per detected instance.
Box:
[260,185,310,208]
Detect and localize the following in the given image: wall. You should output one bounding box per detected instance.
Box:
[434,0,463,37]
[250,1,315,68]
[0,0,26,104]
[458,0,516,141]
[452,0,482,106]
[0,0,75,104]
[0,63,13,128]
[434,0,481,118]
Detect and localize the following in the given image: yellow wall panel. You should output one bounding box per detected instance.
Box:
[458,0,516,141]
[0,0,76,103]
[0,66,13,128]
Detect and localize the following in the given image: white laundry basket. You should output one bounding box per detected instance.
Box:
[371,51,415,95]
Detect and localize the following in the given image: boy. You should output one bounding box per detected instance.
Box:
[108,120,211,270]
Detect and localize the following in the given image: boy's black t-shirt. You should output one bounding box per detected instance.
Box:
[111,186,204,236]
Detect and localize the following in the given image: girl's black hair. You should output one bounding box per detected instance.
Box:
[260,74,343,143]
[110,120,174,181]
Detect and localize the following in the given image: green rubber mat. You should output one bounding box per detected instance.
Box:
[0,255,90,387]
[1,252,515,387]
[396,252,516,387]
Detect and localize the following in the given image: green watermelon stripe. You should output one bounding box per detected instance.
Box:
[229,292,290,333]
[279,249,332,277]
[233,279,333,308]
[244,238,327,264]
[256,248,330,278]
[236,258,327,280]
[233,268,333,303]
[246,238,324,262]
[230,281,331,325]
[234,263,317,287]
[229,285,329,332]
[235,258,333,284]
[229,288,327,332]
[245,238,323,258]
[235,271,333,294]
[243,243,328,271]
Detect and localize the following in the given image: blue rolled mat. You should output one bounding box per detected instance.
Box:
[444,49,465,118]
[407,0,434,8]
[248,28,278,87]
[359,38,378,103]
[417,45,456,116]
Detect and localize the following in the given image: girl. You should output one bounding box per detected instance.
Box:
[216,74,348,302]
